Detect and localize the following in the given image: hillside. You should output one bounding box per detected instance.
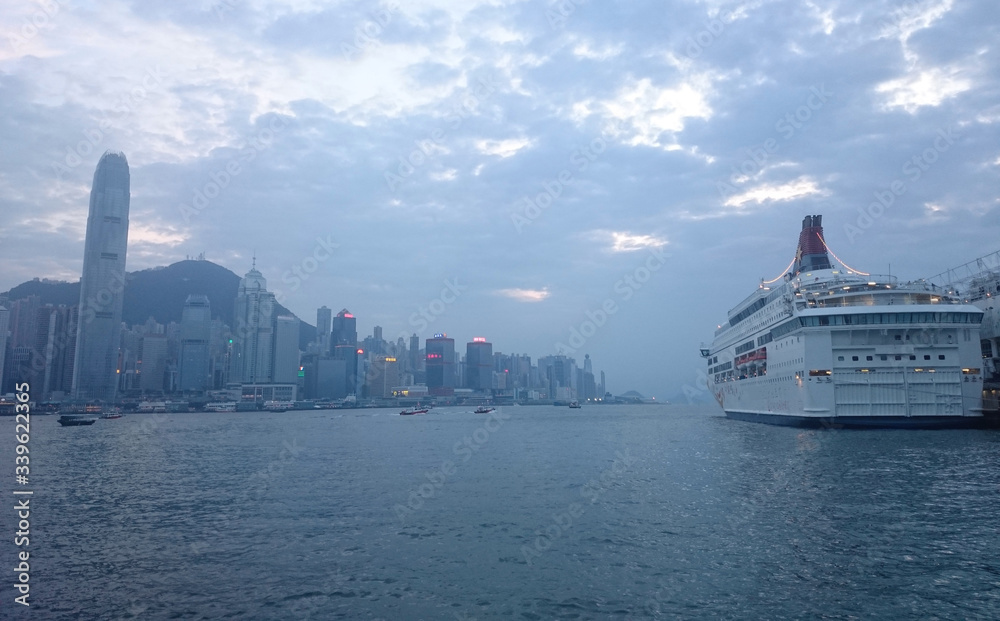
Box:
[3,260,316,348]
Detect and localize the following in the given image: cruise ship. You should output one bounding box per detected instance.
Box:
[702,215,986,428]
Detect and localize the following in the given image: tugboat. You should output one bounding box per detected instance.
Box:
[568,401,582,409]
[474,405,495,414]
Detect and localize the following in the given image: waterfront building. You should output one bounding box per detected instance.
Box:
[465,337,493,391]
[72,151,130,401]
[230,260,276,384]
[426,334,456,396]
[178,295,212,392]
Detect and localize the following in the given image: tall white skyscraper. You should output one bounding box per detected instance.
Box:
[230,260,276,384]
[72,151,130,401]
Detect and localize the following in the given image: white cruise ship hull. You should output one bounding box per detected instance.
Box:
[705,215,987,429]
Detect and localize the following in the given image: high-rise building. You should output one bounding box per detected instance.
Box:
[465,337,493,391]
[316,306,332,355]
[178,295,212,392]
[426,334,456,396]
[365,355,399,398]
[230,260,276,384]
[332,345,359,396]
[331,309,357,347]
[34,305,77,399]
[273,315,300,384]
[72,151,130,401]
[139,333,168,393]
[408,333,420,371]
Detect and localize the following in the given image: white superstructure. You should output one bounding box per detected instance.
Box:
[703,215,985,428]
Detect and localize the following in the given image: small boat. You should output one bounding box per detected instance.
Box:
[568,401,582,408]
[474,406,495,414]
[264,400,295,412]
[205,402,237,412]
[100,412,123,420]
[400,407,429,416]
[58,414,98,426]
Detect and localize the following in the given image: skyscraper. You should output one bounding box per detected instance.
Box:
[273,315,300,384]
[426,334,456,396]
[331,309,357,347]
[316,306,332,354]
[179,295,212,392]
[465,337,493,391]
[230,260,276,384]
[72,151,130,401]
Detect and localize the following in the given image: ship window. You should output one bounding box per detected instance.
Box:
[894,335,902,340]
[924,355,931,360]
[880,355,887,361]
[866,356,873,361]
[895,355,901,360]
[938,355,945,360]
[837,356,844,361]
[852,356,859,361]
[909,355,916,360]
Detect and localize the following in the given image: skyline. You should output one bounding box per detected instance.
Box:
[2,0,999,397]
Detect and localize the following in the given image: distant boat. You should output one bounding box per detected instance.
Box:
[205,402,236,412]
[474,406,495,414]
[568,401,582,408]
[265,400,295,412]
[400,407,429,416]
[100,412,123,420]
[58,414,97,426]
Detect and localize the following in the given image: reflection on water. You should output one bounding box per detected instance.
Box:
[6,405,999,619]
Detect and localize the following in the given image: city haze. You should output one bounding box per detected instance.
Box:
[2,0,998,397]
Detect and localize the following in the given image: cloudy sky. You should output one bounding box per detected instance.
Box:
[1,0,998,398]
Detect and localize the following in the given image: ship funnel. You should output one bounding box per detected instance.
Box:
[793,214,832,275]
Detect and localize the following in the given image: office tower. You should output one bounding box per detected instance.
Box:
[72,151,130,401]
[8,296,42,350]
[273,315,300,384]
[316,306,332,354]
[139,333,168,392]
[230,260,276,384]
[600,370,606,397]
[408,333,420,371]
[331,309,357,347]
[34,305,78,399]
[366,355,399,398]
[425,333,456,396]
[0,305,8,393]
[332,344,358,396]
[465,337,493,391]
[178,295,212,391]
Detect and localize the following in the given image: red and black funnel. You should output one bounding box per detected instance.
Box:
[792,214,832,275]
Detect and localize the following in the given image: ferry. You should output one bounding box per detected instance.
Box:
[58,414,98,426]
[264,400,295,412]
[702,215,985,428]
[400,407,429,416]
[205,402,237,412]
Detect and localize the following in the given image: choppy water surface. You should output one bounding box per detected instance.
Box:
[3,405,999,619]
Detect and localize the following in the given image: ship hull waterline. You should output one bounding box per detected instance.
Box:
[723,409,991,430]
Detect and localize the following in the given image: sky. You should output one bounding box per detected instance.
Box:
[1,0,998,398]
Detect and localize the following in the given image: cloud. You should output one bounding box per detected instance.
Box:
[723,177,826,208]
[495,288,550,302]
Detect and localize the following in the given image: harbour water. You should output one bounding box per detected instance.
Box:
[5,405,1000,619]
